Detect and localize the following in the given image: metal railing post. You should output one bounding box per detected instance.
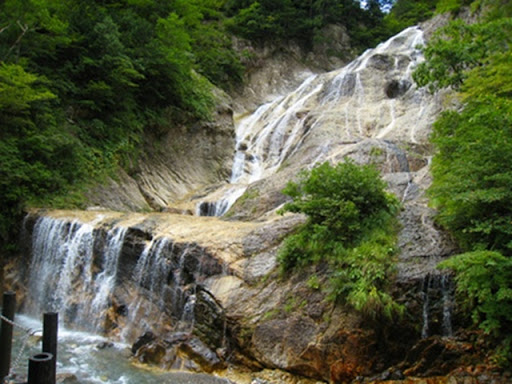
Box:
[28,353,53,384]
[0,291,16,381]
[42,312,58,383]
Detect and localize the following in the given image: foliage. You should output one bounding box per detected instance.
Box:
[278,160,402,318]
[435,0,468,13]
[224,0,391,50]
[0,63,84,248]
[382,0,438,35]
[413,19,512,92]
[0,0,245,256]
[428,97,512,253]
[415,16,512,253]
[439,251,512,364]
[415,0,512,366]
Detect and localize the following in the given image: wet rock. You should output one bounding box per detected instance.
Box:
[330,358,362,384]
[192,288,227,349]
[164,332,192,346]
[400,336,473,377]
[136,342,167,365]
[251,315,318,374]
[179,337,225,373]
[385,79,412,98]
[397,203,458,282]
[132,331,156,354]
[96,341,114,350]
[374,367,405,381]
[57,373,80,384]
[251,379,270,384]
[368,54,395,71]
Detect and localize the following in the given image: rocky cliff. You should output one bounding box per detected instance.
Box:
[8,20,508,384]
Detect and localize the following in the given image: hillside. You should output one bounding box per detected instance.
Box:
[2,0,512,383]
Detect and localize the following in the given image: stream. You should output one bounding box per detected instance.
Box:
[9,314,233,384]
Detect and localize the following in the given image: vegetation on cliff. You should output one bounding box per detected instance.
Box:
[224,0,389,50]
[0,0,446,257]
[0,0,241,254]
[278,160,402,318]
[414,0,512,366]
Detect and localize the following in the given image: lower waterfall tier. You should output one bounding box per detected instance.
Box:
[9,209,501,383]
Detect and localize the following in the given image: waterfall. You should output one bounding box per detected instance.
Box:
[90,226,128,329]
[27,216,127,331]
[26,214,226,345]
[196,185,247,217]
[197,26,428,217]
[120,237,174,341]
[420,273,454,338]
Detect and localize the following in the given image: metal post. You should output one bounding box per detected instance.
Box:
[0,291,16,381]
[42,312,58,383]
[28,353,53,384]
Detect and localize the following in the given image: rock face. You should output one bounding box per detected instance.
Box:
[230,24,353,113]
[84,94,235,212]
[13,24,498,384]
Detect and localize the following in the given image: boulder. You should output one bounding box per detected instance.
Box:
[178,337,225,373]
[132,331,156,354]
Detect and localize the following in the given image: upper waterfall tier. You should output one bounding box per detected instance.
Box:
[232,26,429,183]
[197,26,439,216]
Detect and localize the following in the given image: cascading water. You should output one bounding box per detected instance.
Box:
[26,215,224,340]
[16,25,446,383]
[27,216,127,330]
[421,273,454,338]
[21,214,230,383]
[120,238,205,341]
[120,237,173,340]
[197,26,430,217]
[91,226,128,327]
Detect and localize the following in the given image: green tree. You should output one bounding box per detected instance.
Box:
[413,19,512,92]
[0,63,82,251]
[383,0,438,35]
[414,17,512,253]
[224,0,389,50]
[0,0,245,258]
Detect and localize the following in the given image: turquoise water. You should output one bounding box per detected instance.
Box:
[8,314,232,384]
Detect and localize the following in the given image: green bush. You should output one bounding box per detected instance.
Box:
[278,160,402,318]
[439,251,512,364]
[428,97,512,253]
[414,18,512,254]
[415,4,512,366]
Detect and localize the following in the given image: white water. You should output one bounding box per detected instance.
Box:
[27,216,213,343]
[27,216,126,330]
[22,216,233,382]
[421,273,454,338]
[9,315,232,384]
[197,26,428,216]
[121,237,174,341]
[91,226,128,329]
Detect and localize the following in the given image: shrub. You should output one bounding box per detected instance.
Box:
[440,251,512,365]
[278,160,402,318]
